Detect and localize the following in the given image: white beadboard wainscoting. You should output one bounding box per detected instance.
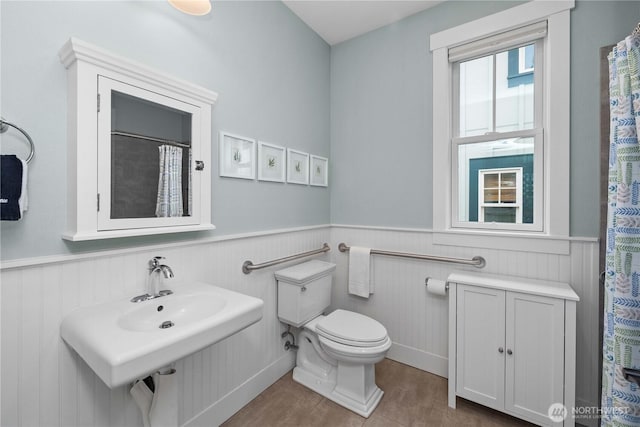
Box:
[0,227,329,427]
[1,225,599,427]
[328,225,600,424]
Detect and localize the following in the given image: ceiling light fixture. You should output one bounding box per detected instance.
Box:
[168,0,212,16]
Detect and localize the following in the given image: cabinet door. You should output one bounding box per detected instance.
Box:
[456,285,506,410]
[505,292,564,424]
[97,76,202,231]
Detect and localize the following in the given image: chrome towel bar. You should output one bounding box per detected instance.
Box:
[338,243,486,268]
[242,243,330,274]
[0,117,35,163]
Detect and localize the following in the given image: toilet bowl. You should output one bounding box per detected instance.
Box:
[316,309,391,364]
[275,260,391,417]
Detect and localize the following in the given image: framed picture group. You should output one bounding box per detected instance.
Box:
[219,131,328,187]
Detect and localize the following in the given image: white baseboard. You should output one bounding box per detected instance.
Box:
[386,342,448,378]
[182,351,296,427]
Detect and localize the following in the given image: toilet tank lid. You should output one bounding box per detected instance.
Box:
[275,260,336,285]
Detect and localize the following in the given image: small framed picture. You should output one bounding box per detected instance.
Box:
[219,131,256,180]
[309,155,328,187]
[257,141,286,183]
[287,149,309,185]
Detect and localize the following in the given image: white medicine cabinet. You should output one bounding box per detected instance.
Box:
[59,38,218,241]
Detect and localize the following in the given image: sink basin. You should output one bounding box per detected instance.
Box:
[60,282,263,388]
[117,294,227,332]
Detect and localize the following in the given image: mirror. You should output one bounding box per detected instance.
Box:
[96,75,205,232]
[110,90,193,219]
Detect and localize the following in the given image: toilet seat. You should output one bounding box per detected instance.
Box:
[316,309,388,348]
[318,334,392,360]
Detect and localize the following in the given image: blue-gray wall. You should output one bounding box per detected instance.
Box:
[0,1,330,260]
[2,0,637,261]
[330,1,522,230]
[569,0,640,237]
[330,0,640,238]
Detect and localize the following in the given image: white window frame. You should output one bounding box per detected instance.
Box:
[430,1,573,254]
[452,35,544,232]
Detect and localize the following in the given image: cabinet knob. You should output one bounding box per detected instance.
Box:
[507,349,513,355]
[498,347,504,353]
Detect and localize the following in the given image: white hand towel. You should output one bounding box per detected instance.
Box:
[348,246,372,298]
[18,159,28,214]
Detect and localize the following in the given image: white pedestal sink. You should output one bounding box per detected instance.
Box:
[60,282,263,388]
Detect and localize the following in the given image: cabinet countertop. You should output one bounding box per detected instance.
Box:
[447,271,580,302]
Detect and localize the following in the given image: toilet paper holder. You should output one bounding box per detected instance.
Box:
[425,277,449,293]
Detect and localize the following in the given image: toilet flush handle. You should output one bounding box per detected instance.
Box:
[301,286,307,292]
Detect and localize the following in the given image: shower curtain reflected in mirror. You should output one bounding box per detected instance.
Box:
[155,145,184,218]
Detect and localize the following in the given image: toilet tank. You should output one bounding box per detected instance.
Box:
[275,260,336,327]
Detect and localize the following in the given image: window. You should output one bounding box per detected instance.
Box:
[452,26,544,232]
[430,1,572,251]
[478,168,523,223]
[455,36,541,136]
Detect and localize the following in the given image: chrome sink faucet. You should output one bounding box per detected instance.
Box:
[130,256,174,303]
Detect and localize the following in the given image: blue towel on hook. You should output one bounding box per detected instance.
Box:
[1,155,23,220]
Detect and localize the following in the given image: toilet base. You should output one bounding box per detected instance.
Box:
[293,359,384,418]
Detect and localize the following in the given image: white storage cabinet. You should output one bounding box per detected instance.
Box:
[447,272,579,426]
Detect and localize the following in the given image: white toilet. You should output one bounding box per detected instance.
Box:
[275,260,391,418]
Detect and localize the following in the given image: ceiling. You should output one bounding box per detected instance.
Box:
[282,1,444,46]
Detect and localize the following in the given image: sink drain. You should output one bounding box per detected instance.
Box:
[159,320,174,329]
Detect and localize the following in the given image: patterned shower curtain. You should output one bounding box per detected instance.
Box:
[155,145,183,217]
[602,34,640,426]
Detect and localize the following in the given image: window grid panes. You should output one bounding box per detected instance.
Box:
[452,37,543,231]
[458,43,536,137]
[478,168,523,224]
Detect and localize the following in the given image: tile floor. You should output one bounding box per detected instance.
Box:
[222,358,534,426]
